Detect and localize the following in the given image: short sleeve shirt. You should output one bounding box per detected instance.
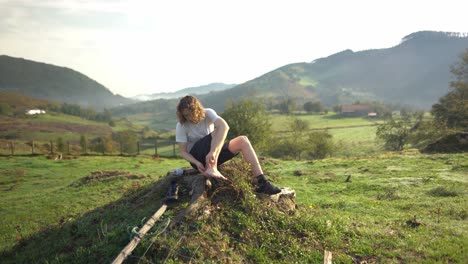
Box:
[175,108,219,151]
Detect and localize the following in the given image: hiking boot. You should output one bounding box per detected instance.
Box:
[164,180,179,203]
[256,175,281,195]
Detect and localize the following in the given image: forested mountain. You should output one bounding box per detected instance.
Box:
[2,31,466,116]
[0,55,134,110]
[200,31,468,111]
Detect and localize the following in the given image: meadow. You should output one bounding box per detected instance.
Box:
[0,150,466,263]
[1,111,466,262]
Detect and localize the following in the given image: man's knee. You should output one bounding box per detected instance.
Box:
[238,135,251,146]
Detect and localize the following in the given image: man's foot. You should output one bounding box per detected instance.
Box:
[164,180,179,203]
[256,175,281,195]
[204,167,227,180]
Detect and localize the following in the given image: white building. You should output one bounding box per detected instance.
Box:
[26,109,46,115]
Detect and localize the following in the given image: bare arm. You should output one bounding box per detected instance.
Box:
[206,117,230,168]
[178,142,206,173]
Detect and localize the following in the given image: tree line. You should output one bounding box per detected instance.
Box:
[47,103,113,123]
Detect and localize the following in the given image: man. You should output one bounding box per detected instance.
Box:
[174,95,281,195]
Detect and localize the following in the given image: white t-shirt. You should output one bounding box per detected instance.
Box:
[175,108,219,151]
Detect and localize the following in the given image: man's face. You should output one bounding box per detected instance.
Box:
[182,108,195,123]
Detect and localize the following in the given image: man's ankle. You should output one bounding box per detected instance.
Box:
[255,175,281,195]
[256,174,267,183]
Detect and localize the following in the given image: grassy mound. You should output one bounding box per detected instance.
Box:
[133,160,331,263]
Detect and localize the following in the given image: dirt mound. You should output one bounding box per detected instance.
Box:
[70,170,147,187]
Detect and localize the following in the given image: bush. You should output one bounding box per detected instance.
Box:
[268,130,334,160]
[222,99,272,152]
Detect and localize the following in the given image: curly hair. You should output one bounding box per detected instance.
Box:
[176,95,206,124]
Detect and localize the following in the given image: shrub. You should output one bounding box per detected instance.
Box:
[222,99,272,152]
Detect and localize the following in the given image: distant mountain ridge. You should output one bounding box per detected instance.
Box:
[2,31,467,115]
[199,31,468,111]
[0,55,134,110]
[132,83,236,101]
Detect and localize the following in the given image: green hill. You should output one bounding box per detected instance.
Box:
[0,55,134,110]
[0,92,61,115]
[201,31,468,111]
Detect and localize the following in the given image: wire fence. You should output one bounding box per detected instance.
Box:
[0,138,179,157]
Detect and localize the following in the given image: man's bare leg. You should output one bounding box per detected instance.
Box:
[228,136,263,177]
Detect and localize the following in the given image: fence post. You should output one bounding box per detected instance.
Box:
[10,141,15,156]
[137,141,140,155]
[154,138,158,157]
[31,140,35,155]
[50,141,54,154]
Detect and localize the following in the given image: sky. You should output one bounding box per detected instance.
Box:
[0,0,466,98]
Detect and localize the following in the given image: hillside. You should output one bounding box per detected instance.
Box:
[0,55,134,110]
[0,92,61,115]
[200,31,468,111]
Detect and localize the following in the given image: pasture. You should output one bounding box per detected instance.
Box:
[0,151,466,263]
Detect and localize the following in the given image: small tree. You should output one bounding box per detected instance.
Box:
[288,118,310,159]
[431,49,468,131]
[376,117,414,151]
[0,103,12,116]
[115,130,137,154]
[304,130,335,159]
[90,135,114,154]
[277,98,296,114]
[303,101,323,114]
[80,134,88,154]
[56,137,65,153]
[222,99,272,152]
[268,118,334,160]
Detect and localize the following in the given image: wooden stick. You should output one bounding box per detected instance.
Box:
[112,204,168,264]
[324,250,332,264]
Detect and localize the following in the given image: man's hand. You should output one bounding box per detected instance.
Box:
[206,151,217,168]
[195,161,206,173]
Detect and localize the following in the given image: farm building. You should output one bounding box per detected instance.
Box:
[25,109,46,115]
[341,104,372,117]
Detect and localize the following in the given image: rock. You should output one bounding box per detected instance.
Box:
[257,187,297,213]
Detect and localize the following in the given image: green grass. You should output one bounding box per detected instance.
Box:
[124,112,176,133]
[267,151,467,263]
[270,113,380,132]
[0,156,187,253]
[0,152,466,263]
[268,113,382,157]
[331,126,382,156]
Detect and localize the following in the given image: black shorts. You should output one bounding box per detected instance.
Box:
[189,133,237,170]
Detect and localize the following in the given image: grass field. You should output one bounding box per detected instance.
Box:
[269,112,380,132]
[1,111,383,158]
[0,152,466,263]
